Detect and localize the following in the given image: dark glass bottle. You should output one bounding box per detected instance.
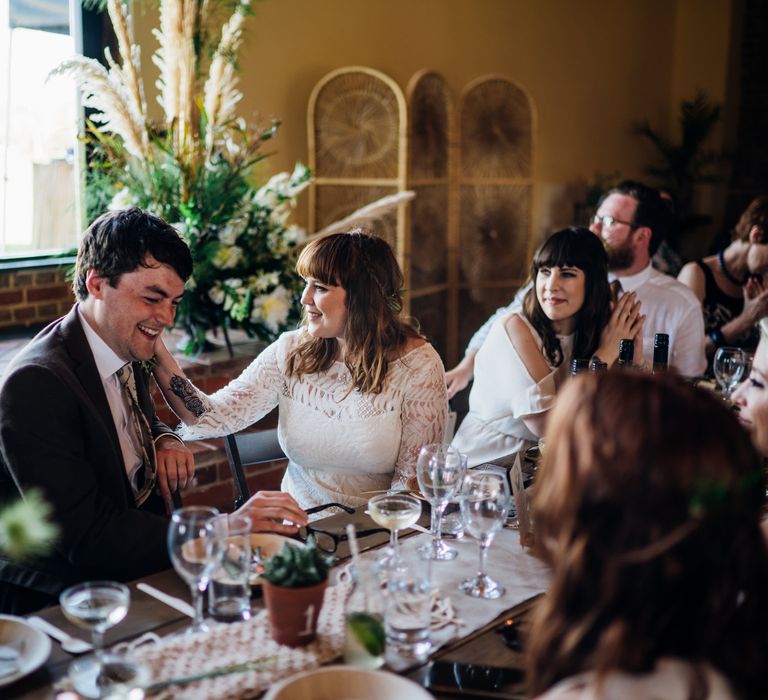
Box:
[653,333,669,373]
[570,358,589,376]
[617,339,634,367]
[589,357,608,373]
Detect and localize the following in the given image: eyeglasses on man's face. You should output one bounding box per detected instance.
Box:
[298,502,388,553]
[592,213,635,230]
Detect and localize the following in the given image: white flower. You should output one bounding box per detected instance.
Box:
[208,285,226,305]
[108,187,137,210]
[224,278,243,289]
[284,225,306,246]
[218,210,248,245]
[251,285,292,332]
[249,271,279,292]
[212,245,244,269]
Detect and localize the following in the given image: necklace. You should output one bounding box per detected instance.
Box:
[717,248,748,286]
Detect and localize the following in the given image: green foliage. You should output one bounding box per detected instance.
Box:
[347,612,386,656]
[633,91,725,193]
[261,538,335,588]
[0,490,58,561]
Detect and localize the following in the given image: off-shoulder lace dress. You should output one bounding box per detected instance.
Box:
[178,330,447,510]
[452,313,573,467]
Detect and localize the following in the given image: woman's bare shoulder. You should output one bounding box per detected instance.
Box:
[388,335,428,361]
[504,312,533,341]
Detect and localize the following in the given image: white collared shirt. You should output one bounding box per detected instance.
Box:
[612,264,707,377]
[77,307,144,490]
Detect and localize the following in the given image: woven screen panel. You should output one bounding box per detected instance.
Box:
[458,183,530,285]
[314,185,399,250]
[410,184,449,289]
[411,290,448,360]
[408,71,451,180]
[458,286,520,353]
[313,71,401,179]
[461,78,532,180]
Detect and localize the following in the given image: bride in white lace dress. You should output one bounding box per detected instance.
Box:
[153,231,447,511]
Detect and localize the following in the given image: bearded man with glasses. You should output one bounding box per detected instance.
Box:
[587,181,705,376]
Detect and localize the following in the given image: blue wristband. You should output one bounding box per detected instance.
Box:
[709,327,726,347]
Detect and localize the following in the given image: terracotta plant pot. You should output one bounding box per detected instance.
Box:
[262,579,328,647]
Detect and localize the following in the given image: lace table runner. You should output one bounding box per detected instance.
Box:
[57,530,548,699]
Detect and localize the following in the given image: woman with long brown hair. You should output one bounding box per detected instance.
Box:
[529,372,768,699]
[152,231,447,510]
[452,227,643,467]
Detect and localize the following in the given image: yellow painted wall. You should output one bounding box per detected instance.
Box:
[132,0,733,238]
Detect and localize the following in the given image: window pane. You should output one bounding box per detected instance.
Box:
[0,5,80,257]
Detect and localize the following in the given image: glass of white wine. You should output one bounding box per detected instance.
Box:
[368,493,422,568]
[59,580,132,698]
[167,505,221,634]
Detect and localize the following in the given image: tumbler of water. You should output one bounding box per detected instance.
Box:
[384,548,432,660]
[713,346,746,398]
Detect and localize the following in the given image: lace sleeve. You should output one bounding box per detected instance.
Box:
[390,347,448,490]
[177,340,282,440]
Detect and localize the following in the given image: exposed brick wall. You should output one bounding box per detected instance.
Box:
[0,266,74,330]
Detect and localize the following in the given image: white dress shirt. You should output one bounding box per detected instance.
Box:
[77,308,144,491]
[613,264,706,377]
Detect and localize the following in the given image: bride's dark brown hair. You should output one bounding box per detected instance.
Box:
[527,372,768,699]
[286,231,421,394]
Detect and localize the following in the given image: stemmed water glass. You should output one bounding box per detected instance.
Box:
[368,492,422,568]
[713,346,746,399]
[59,580,131,698]
[416,443,465,561]
[459,471,511,599]
[168,506,221,633]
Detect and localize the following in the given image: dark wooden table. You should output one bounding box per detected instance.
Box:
[6,506,538,699]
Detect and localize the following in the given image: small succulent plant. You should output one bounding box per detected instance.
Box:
[261,537,335,588]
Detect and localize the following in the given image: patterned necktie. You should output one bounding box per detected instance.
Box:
[116,364,156,506]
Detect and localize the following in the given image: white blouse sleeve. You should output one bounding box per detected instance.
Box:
[510,364,560,418]
[177,339,282,440]
[390,347,448,490]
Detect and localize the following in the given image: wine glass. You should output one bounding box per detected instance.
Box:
[459,471,511,599]
[713,346,746,398]
[59,580,130,698]
[368,493,422,568]
[168,506,221,633]
[416,443,465,561]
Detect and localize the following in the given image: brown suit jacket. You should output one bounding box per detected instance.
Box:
[0,307,173,597]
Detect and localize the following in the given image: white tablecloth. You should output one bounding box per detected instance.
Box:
[381,528,549,670]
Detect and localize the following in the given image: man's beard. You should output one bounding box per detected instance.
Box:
[605,237,635,271]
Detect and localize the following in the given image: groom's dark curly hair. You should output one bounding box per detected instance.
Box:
[73,207,192,301]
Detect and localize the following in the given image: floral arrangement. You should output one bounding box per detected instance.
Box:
[51,0,311,354]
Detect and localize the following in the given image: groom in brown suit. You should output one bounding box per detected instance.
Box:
[0,209,196,613]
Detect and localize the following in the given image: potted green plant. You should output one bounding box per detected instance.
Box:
[260,539,334,647]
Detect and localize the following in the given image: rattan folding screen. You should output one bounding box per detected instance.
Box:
[308,68,535,366]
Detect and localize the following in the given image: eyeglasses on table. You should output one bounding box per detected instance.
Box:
[297,502,388,553]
